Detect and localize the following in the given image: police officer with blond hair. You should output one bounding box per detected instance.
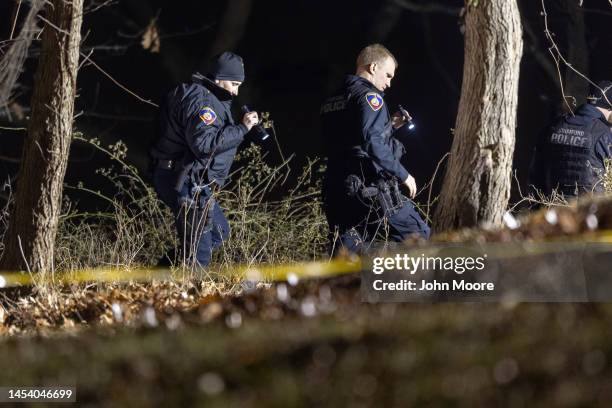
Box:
[321,44,430,255]
[151,52,259,267]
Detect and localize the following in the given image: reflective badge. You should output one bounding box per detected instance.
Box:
[365,92,384,111]
[198,106,217,125]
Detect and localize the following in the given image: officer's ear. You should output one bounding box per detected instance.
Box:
[367,62,377,75]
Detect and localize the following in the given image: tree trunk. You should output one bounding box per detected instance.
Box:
[1,0,84,273]
[433,0,523,233]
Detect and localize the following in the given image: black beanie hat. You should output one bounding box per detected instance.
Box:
[588,80,612,109]
[209,52,245,82]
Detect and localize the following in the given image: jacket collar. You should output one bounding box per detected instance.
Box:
[345,74,385,96]
[574,103,609,124]
[191,72,233,101]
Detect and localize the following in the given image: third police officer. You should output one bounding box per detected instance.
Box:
[320,44,430,255]
[530,80,612,198]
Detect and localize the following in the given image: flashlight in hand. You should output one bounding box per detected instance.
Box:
[398,105,415,130]
[241,105,270,141]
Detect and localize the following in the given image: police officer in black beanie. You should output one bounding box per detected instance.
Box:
[530,80,612,199]
[151,52,259,267]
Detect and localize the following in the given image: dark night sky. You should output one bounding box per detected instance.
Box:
[1,0,611,208]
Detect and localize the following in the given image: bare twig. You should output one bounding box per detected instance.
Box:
[424,152,450,222]
[17,235,31,274]
[0,0,45,108]
[0,154,21,164]
[522,17,560,89]
[541,0,574,113]
[37,14,71,36]
[541,0,611,111]
[79,52,159,108]
[9,0,23,40]
[0,126,26,131]
[84,0,117,15]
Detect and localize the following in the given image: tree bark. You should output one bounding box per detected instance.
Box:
[1,0,84,273]
[433,0,523,233]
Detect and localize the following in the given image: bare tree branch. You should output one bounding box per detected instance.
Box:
[522,16,561,89]
[0,0,45,109]
[84,0,117,15]
[79,52,159,108]
[0,126,26,131]
[540,0,609,112]
[9,0,23,40]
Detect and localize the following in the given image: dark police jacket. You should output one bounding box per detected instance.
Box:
[320,75,409,188]
[151,72,247,189]
[530,104,612,197]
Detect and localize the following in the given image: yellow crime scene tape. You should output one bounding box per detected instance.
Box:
[0,259,362,289]
[0,230,612,289]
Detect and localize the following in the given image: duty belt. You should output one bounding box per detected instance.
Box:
[345,175,406,216]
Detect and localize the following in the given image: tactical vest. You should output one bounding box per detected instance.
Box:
[544,118,602,196]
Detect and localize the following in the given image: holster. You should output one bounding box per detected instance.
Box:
[376,179,404,216]
[345,175,405,217]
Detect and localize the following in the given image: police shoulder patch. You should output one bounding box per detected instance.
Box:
[198,106,217,125]
[365,92,384,111]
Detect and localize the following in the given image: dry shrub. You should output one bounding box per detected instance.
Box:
[54,135,176,272]
[215,145,328,266]
[54,138,327,274]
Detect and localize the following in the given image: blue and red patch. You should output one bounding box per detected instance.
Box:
[198,106,217,125]
[365,92,384,111]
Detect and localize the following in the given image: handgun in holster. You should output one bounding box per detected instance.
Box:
[376,179,400,216]
[345,175,403,217]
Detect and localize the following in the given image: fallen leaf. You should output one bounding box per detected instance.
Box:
[141,19,160,53]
